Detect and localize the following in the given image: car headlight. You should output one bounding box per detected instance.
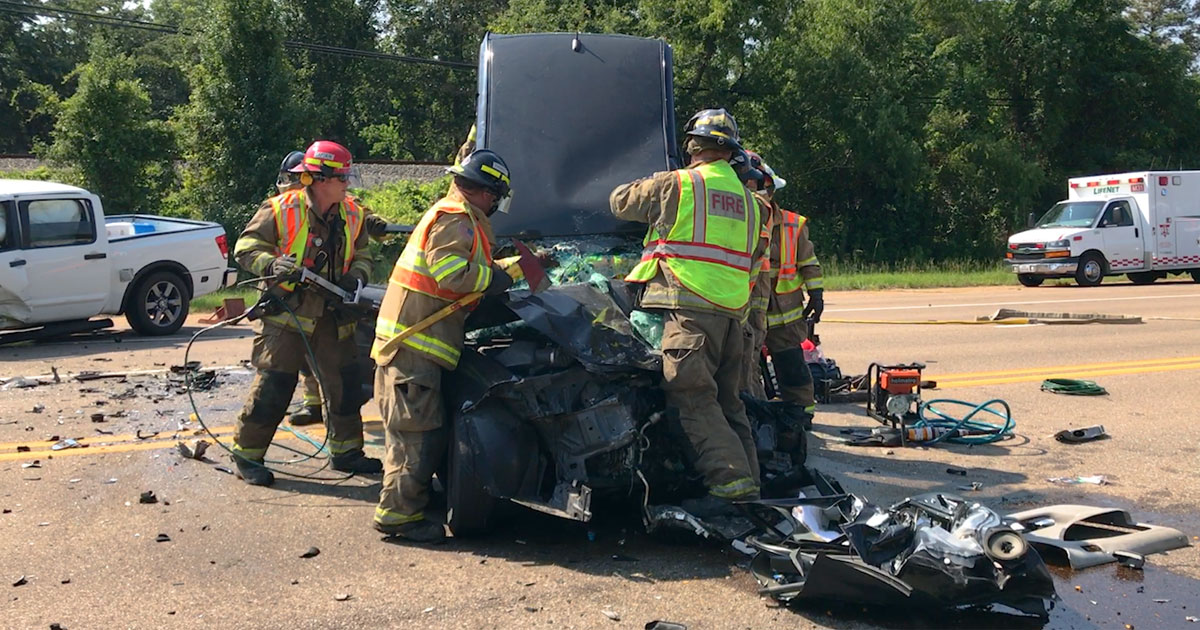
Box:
[1047,239,1070,249]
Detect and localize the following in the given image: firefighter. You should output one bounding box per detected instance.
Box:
[729,150,772,400]
[751,151,824,423]
[454,124,477,166]
[270,150,391,428]
[370,149,514,542]
[230,140,382,486]
[610,108,764,518]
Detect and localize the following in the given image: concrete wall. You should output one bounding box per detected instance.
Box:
[0,158,447,187]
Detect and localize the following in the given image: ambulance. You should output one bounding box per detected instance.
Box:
[1005,171,1200,286]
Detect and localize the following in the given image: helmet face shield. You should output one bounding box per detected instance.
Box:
[495,190,513,214]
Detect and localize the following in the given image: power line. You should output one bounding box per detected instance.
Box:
[0,1,475,70]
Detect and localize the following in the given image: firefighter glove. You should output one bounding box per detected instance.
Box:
[337,272,365,294]
[802,289,825,324]
[271,254,299,278]
[365,214,389,239]
[484,264,514,296]
[535,248,559,270]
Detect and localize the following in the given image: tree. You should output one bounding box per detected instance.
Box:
[1126,0,1200,60]
[361,0,507,161]
[282,0,383,157]
[40,38,175,214]
[171,0,309,234]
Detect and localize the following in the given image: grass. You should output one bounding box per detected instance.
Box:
[192,287,259,313]
[821,259,1015,290]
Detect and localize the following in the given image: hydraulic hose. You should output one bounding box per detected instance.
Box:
[909,398,1016,445]
[182,275,354,481]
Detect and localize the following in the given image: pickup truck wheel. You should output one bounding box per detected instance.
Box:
[1017,274,1044,287]
[126,271,190,336]
[1127,271,1158,285]
[1075,253,1105,287]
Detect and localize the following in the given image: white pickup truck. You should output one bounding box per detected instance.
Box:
[1005,171,1200,286]
[0,179,235,338]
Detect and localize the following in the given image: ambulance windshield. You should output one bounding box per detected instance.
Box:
[1036,201,1104,228]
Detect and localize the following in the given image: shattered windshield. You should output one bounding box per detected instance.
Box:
[1036,201,1104,228]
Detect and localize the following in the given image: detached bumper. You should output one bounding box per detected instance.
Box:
[223,267,239,288]
[1006,259,1078,275]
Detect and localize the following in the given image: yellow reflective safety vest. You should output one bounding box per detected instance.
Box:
[625,161,759,311]
[266,189,364,292]
[371,199,492,369]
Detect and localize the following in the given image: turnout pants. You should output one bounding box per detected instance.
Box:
[765,320,816,412]
[741,321,768,400]
[299,366,322,409]
[374,351,448,527]
[232,316,364,460]
[661,310,760,497]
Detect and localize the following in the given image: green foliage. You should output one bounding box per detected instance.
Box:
[169,0,308,237]
[10,0,1200,266]
[354,175,451,281]
[39,39,176,214]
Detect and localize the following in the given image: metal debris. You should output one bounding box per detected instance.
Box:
[50,438,83,451]
[334,593,351,601]
[1046,475,1107,485]
[746,474,1055,617]
[1055,425,1109,443]
[601,609,621,621]
[12,575,27,587]
[176,440,210,460]
[20,461,40,469]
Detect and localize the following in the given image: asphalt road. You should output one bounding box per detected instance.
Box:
[3,280,1200,629]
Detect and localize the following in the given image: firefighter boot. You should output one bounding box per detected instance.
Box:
[373,518,446,544]
[332,448,383,474]
[233,456,275,487]
[289,405,323,427]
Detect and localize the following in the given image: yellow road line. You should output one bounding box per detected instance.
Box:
[936,361,1200,389]
[932,355,1200,380]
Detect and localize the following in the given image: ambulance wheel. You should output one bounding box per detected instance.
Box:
[1075,253,1105,287]
[1017,274,1044,287]
[1127,272,1157,285]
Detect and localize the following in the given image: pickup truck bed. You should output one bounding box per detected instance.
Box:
[0,179,235,337]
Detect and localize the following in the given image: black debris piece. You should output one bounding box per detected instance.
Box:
[745,474,1056,619]
[155,534,171,543]
[946,466,968,476]
[645,622,687,630]
[139,491,158,504]
[13,575,27,587]
[300,547,320,559]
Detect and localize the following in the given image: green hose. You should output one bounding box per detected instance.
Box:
[1040,378,1108,396]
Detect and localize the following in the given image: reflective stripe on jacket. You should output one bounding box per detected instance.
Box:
[264,190,364,292]
[370,195,495,369]
[625,161,759,311]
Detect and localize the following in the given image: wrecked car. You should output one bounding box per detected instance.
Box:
[340,33,812,536]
